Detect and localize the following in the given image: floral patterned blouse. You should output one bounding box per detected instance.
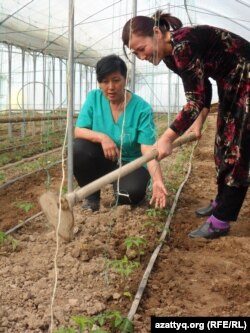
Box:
[164,25,250,186]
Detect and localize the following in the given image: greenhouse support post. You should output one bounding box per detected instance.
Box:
[67,0,74,193]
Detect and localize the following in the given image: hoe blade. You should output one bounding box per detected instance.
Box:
[39,191,74,242]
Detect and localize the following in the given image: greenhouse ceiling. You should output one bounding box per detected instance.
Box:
[0,0,249,67]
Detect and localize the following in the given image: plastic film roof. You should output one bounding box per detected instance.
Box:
[0,0,249,67]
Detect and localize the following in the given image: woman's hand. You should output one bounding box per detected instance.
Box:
[149,180,167,209]
[185,107,210,138]
[75,128,120,161]
[184,115,203,138]
[155,135,173,161]
[154,128,178,161]
[100,134,120,161]
[141,144,168,209]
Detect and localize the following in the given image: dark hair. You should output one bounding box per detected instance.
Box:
[95,54,127,83]
[122,10,182,58]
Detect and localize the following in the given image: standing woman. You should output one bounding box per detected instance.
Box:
[122,10,250,239]
[73,54,167,211]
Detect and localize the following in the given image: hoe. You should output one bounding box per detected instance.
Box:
[39,133,196,241]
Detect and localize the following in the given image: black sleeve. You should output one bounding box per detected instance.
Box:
[204,78,212,108]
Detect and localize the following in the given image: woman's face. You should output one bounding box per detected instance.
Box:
[128,29,165,65]
[99,71,126,103]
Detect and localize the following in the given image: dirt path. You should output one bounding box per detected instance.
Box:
[0,114,249,333]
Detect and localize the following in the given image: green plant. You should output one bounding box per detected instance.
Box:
[0,154,9,166]
[146,208,168,218]
[54,310,133,333]
[0,172,5,182]
[14,201,34,212]
[0,231,18,251]
[0,231,7,245]
[107,256,140,279]
[14,153,23,162]
[99,310,133,333]
[72,315,95,332]
[44,139,53,150]
[10,237,18,251]
[142,207,169,234]
[62,185,68,195]
[124,236,147,260]
[142,220,165,234]
[123,291,133,301]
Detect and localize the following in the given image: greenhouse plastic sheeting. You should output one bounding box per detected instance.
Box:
[0,0,249,66]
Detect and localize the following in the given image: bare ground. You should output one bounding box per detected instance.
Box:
[0,114,249,333]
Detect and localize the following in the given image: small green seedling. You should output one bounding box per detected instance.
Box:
[0,231,18,251]
[107,256,140,280]
[146,208,168,218]
[14,201,34,213]
[62,185,68,195]
[124,236,147,260]
[123,291,133,301]
[100,310,133,333]
[0,172,5,182]
[54,310,133,333]
[71,315,95,332]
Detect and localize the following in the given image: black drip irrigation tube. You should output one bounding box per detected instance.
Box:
[5,212,43,236]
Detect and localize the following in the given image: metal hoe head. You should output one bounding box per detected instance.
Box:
[39,191,74,242]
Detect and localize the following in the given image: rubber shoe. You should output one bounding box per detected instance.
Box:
[189,222,229,239]
[82,198,100,211]
[195,201,214,217]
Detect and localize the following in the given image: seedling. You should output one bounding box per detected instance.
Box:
[124,236,147,260]
[99,310,133,333]
[0,172,5,182]
[146,208,168,218]
[0,231,18,251]
[0,154,9,166]
[62,185,68,195]
[54,310,133,333]
[71,315,95,332]
[107,255,140,280]
[123,291,133,301]
[14,201,34,213]
[0,231,7,245]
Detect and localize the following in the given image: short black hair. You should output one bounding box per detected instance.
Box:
[96,54,127,83]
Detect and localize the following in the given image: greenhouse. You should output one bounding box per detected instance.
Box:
[0,1,249,332]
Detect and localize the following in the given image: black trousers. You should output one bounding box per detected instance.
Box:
[73,138,151,205]
[213,183,248,221]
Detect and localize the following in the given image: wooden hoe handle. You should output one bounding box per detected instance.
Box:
[66,132,197,206]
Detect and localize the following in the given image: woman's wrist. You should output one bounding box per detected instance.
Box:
[161,128,178,143]
[201,107,210,119]
[97,132,107,143]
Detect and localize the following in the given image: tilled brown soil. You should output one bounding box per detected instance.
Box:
[0,114,249,333]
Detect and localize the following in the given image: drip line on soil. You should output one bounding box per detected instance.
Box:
[124,140,197,326]
[5,211,43,235]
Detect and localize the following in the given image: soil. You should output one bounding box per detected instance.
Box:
[0,114,250,333]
